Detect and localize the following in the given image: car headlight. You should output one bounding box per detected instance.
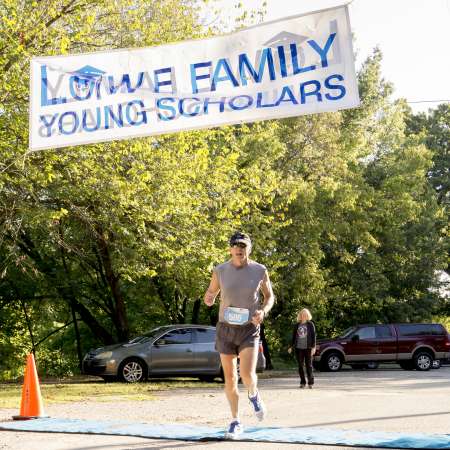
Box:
[94,351,113,359]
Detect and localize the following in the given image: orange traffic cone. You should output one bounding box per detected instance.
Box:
[13,353,48,420]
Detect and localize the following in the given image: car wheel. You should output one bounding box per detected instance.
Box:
[119,358,147,382]
[323,352,343,372]
[414,351,433,371]
[432,359,441,369]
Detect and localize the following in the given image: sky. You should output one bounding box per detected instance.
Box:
[210,0,450,113]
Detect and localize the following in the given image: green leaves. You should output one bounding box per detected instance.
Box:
[0,1,447,378]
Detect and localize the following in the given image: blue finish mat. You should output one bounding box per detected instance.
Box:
[1,418,450,448]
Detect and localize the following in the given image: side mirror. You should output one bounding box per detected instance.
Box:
[155,339,167,346]
[352,335,360,342]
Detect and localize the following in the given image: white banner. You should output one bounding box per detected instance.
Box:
[29,4,359,151]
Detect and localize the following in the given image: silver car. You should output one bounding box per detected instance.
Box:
[83,324,266,382]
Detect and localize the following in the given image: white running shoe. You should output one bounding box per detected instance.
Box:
[224,420,243,440]
[248,390,266,421]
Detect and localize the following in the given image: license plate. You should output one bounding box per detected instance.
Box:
[224,307,249,325]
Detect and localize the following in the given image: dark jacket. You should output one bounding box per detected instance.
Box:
[291,321,316,349]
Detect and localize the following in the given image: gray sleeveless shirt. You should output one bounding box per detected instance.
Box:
[214,260,267,324]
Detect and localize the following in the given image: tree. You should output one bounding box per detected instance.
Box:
[405,104,449,207]
[0,0,224,372]
[405,104,449,278]
[0,0,294,372]
[268,50,447,343]
[1,2,447,378]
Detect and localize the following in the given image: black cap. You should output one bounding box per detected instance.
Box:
[229,232,252,248]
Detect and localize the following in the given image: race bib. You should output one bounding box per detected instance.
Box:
[224,307,250,325]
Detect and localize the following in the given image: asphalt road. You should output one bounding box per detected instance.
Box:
[1,366,450,449]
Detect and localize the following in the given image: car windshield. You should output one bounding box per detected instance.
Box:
[128,327,170,344]
[338,327,356,338]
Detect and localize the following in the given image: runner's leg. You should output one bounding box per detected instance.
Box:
[220,353,239,419]
[238,345,259,396]
[240,344,266,420]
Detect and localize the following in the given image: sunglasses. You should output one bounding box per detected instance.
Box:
[232,243,247,248]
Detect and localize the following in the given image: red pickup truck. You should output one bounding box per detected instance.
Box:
[313,323,450,372]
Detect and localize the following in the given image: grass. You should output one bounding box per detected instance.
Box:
[267,356,297,372]
[0,365,296,409]
[0,377,221,409]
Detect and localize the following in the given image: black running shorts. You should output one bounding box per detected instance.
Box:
[215,322,260,355]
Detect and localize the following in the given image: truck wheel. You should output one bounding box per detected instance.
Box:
[322,352,343,372]
[432,359,441,369]
[414,351,433,371]
[366,362,379,369]
[399,361,414,370]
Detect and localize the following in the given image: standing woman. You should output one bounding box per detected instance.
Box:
[289,308,316,388]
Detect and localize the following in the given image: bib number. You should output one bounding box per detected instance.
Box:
[224,307,249,325]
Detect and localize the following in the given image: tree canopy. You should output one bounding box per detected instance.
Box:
[0,1,448,378]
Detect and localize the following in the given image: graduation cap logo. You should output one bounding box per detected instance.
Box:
[262,31,310,74]
[263,31,309,48]
[71,65,106,96]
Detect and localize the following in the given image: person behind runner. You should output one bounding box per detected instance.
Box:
[288,308,316,388]
[204,231,274,439]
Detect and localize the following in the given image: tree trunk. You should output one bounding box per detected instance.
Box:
[69,297,115,344]
[19,298,36,354]
[179,296,188,323]
[208,307,218,326]
[191,298,201,324]
[15,231,115,345]
[58,231,84,369]
[95,227,129,341]
[71,301,83,371]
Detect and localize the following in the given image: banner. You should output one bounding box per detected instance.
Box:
[29,4,359,151]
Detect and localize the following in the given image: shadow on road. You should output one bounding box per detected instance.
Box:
[301,410,450,428]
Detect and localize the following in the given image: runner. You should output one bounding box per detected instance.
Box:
[204,231,275,439]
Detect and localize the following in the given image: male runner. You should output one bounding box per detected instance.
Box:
[204,231,274,439]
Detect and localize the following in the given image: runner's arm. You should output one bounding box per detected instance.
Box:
[252,271,274,324]
[260,270,274,316]
[204,270,220,306]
